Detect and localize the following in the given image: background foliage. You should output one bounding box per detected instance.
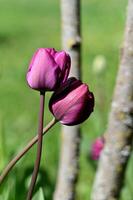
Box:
[0,0,132,199]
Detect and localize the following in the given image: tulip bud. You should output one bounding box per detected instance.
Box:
[49,77,94,126]
[91,137,104,160]
[26,48,71,91]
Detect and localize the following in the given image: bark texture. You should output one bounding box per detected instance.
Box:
[53,0,81,200]
[91,1,133,200]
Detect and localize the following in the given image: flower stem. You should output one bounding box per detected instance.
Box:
[26,92,45,200]
[0,118,57,186]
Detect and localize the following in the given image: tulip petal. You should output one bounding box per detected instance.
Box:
[27,48,61,91]
[60,90,93,125]
[49,77,94,126]
[55,51,71,83]
[45,48,57,57]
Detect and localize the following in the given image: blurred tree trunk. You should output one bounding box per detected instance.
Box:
[53,0,81,200]
[91,0,133,199]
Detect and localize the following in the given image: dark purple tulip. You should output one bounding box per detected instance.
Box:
[91,137,104,160]
[26,48,71,91]
[49,77,94,126]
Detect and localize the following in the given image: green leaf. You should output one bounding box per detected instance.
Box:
[32,188,45,200]
[0,177,15,200]
[0,114,7,171]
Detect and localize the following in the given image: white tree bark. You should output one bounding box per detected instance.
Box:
[53,0,81,200]
[91,1,133,199]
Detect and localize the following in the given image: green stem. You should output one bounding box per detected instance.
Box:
[27,92,45,200]
[0,118,57,185]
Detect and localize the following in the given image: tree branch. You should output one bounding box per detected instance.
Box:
[91,1,133,199]
[53,0,81,200]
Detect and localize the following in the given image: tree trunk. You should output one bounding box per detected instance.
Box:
[53,0,81,200]
[91,1,133,199]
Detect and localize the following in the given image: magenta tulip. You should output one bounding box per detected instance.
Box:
[91,137,104,160]
[26,48,71,91]
[49,77,94,126]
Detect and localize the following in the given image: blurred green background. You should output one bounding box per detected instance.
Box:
[0,0,132,199]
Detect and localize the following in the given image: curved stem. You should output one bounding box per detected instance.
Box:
[27,93,45,200]
[0,118,57,185]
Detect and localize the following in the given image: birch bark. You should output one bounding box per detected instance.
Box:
[91,1,133,199]
[54,0,81,200]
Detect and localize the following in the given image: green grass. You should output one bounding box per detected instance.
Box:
[0,0,132,199]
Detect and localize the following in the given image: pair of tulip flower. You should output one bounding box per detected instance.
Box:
[0,48,94,200]
[26,48,94,199]
[27,48,94,125]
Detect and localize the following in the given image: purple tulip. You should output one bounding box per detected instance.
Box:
[26,48,71,91]
[91,137,104,160]
[49,77,94,126]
